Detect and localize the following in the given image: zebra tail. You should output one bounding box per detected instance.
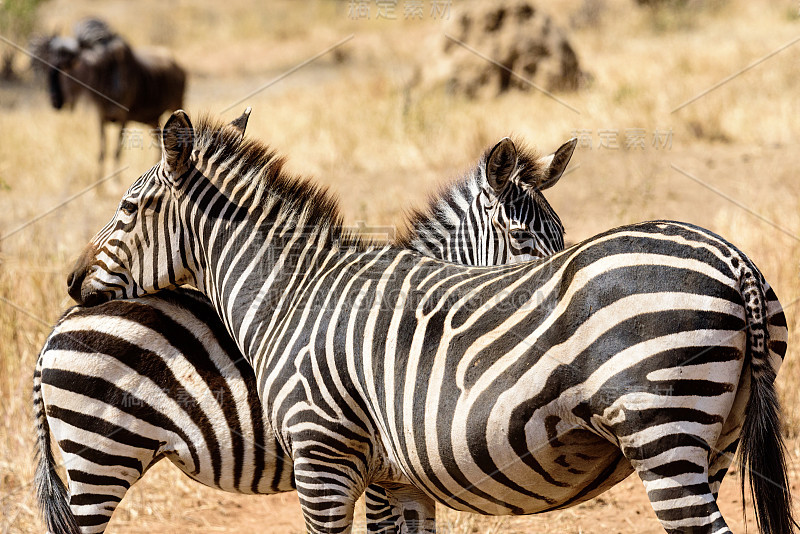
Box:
[33,352,80,534]
[736,266,797,534]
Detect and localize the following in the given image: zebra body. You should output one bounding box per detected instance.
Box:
[35,291,294,512]
[37,115,576,533]
[66,110,794,534]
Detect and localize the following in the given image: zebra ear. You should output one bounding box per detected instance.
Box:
[161,110,194,180]
[486,137,517,192]
[533,137,577,191]
[227,107,252,143]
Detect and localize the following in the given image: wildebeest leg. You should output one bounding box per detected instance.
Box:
[114,120,126,163]
[98,115,107,177]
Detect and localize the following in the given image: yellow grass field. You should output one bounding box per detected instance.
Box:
[2,0,800,531]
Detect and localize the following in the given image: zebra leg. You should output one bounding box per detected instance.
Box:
[706,388,747,500]
[62,449,158,533]
[365,484,436,534]
[293,454,362,534]
[389,485,437,534]
[708,355,750,499]
[365,485,401,533]
[625,441,730,534]
[708,439,738,499]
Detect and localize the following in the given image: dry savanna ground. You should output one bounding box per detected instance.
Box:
[2,0,800,532]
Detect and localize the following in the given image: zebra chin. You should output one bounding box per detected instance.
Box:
[68,285,116,306]
[67,271,119,306]
[79,289,115,307]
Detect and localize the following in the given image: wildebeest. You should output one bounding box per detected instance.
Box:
[32,18,186,169]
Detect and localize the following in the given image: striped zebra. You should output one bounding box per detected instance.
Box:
[35,113,576,534]
[66,109,795,534]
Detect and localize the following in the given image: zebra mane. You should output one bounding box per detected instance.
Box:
[396,139,563,247]
[191,115,366,250]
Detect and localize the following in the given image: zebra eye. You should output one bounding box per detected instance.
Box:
[509,229,532,242]
[119,200,138,216]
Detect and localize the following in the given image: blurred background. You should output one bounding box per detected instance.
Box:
[1,0,799,531]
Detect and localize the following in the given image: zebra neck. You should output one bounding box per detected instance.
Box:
[191,201,372,361]
[181,118,374,357]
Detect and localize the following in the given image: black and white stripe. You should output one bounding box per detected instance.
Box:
[35,289,293,534]
[399,136,575,264]
[36,119,574,533]
[66,109,795,534]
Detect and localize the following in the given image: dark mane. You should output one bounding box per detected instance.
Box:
[192,114,367,251]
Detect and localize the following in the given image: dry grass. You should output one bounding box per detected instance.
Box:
[2,0,800,531]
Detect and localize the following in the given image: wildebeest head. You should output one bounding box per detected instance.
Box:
[39,35,79,110]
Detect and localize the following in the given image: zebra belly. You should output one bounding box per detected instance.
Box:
[398,421,632,515]
[503,427,634,513]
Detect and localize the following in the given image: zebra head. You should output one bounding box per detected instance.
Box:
[67,108,252,305]
[465,136,576,265]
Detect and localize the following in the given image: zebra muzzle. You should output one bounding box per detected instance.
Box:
[67,244,103,305]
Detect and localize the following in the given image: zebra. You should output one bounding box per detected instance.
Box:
[32,18,186,168]
[66,109,795,534]
[35,111,577,534]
